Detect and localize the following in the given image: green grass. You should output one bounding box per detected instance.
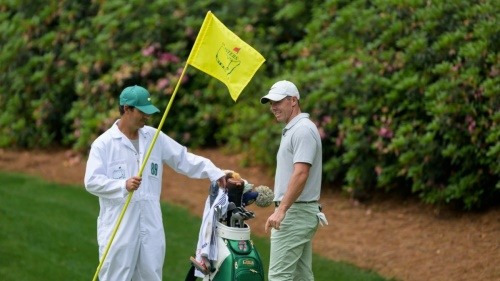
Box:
[0,172,390,281]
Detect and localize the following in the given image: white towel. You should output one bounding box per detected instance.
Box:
[194,187,228,277]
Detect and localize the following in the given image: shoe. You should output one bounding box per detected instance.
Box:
[189,256,210,275]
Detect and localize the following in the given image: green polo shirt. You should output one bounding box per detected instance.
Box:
[274,113,322,202]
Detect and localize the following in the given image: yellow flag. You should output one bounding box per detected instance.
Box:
[187,11,266,101]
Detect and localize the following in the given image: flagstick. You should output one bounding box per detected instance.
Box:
[92,62,191,281]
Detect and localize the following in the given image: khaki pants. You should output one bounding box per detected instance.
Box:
[269,203,319,281]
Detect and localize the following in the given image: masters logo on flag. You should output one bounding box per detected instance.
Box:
[216,43,241,75]
[187,11,266,101]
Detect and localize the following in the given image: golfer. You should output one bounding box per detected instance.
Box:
[85,85,227,281]
[262,80,323,281]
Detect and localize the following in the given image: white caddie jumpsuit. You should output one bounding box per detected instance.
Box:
[85,120,224,281]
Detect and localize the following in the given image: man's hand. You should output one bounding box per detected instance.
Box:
[126,176,142,192]
[217,176,227,189]
[265,208,286,233]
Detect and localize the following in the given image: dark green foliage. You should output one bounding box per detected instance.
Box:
[284,0,499,209]
[0,0,498,209]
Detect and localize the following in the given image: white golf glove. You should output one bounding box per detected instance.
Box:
[316,212,329,226]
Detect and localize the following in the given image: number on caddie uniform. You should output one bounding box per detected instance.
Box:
[151,163,158,176]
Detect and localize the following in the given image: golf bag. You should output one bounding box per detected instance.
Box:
[205,221,264,281]
[185,178,266,281]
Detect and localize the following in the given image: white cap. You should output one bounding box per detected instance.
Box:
[260,80,300,104]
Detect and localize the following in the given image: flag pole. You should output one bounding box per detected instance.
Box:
[91,62,191,281]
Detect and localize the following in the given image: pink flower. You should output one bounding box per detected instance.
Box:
[466,115,476,133]
[185,27,193,37]
[378,127,393,139]
[156,78,169,90]
[318,127,326,139]
[158,52,180,65]
[336,132,345,147]
[177,68,189,83]
[142,45,156,56]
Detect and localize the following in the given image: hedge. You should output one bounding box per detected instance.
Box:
[0,0,498,209]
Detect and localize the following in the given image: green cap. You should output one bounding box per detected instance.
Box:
[119,85,160,115]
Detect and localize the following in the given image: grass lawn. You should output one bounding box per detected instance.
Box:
[0,172,390,281]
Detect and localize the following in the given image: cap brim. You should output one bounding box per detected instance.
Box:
[136,104,160,114]
[260,93,287,104]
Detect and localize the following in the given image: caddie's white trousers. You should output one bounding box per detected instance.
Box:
[97,198,165,281]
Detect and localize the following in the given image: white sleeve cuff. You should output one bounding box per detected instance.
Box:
[121,179,130,197]
[209,169,226,182]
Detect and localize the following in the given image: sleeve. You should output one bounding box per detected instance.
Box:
[159,132,225,182]
[291,126,317,165]
[84,140,128,199]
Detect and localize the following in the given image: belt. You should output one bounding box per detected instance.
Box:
[274,200,318,207]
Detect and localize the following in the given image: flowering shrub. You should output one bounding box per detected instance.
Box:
[282,0,499,209]
[0,0,497,209]
[222,0,499,209]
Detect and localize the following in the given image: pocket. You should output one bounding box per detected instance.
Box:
[108,161,127,180]
[96,207,118,246]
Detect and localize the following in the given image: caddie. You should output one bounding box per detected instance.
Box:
[85,85,227,281]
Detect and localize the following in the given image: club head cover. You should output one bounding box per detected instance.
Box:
[242,191,258,206]
[255,185,274,207]
[226,178,244,207]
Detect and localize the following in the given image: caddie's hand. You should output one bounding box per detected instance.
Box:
[265,209,286,233]
[126,176,142,192]
[217,176,227,189]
